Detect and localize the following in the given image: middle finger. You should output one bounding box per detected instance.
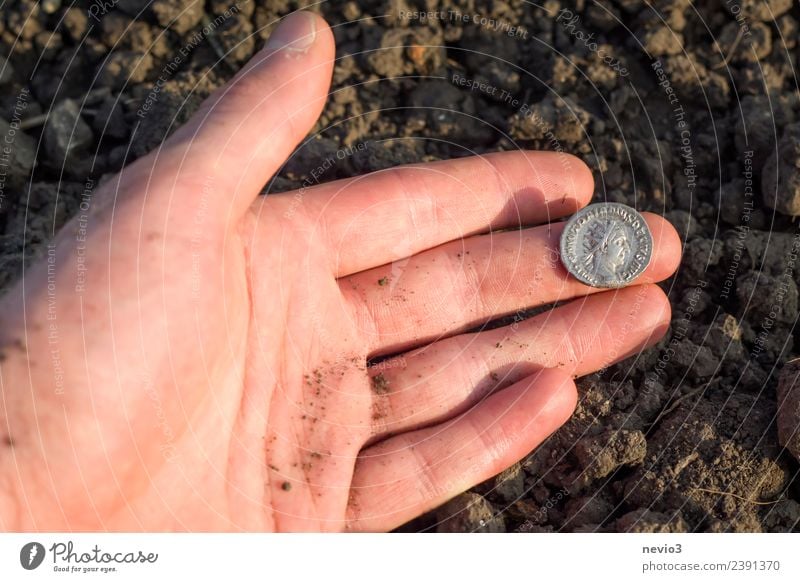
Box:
[341,212,680,355]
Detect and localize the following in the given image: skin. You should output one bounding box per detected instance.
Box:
[0,12,681,532]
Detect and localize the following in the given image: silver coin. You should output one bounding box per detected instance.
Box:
[559,203,653,288]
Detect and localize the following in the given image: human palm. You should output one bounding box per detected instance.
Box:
[0,12,679,532]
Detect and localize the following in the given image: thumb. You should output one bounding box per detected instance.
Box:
[134,10,335,225]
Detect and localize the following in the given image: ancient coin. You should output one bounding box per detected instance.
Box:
[559,203,653,288]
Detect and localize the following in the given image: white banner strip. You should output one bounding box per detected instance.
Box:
[1,533,797,581]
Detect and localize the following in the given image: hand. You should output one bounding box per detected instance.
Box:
[0,11,680,532]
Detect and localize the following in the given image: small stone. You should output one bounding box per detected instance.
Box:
[435,493,505,532]
[777,359,800,463]
[762,123,800,216]
[43,99,94,163]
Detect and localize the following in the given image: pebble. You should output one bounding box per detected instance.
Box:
[43,99,93,163]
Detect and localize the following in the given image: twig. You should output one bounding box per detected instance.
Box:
[690,487,787,506]
[714,26,745,70]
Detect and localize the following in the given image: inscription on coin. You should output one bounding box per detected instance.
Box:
[559,203,653,288]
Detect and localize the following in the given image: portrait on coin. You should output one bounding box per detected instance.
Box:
[582,219,632,282]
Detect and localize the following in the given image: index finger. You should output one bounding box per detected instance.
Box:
[269,150,594,277]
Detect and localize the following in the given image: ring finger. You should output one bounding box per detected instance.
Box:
[366,284,671,438]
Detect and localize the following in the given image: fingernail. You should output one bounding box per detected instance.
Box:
[267,11,317,54]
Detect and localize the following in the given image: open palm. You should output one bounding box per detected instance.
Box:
[0,12,680,532]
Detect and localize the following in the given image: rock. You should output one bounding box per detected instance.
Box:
[776,359,800,463]
[762,123,800,215]
[150,0,204,35]
[43,99,93,163]
[0,118,36,189]
[435,493,506,532]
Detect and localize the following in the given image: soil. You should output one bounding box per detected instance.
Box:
[2,0,800,532]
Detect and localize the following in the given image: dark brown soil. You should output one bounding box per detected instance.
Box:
[2,0,800,532]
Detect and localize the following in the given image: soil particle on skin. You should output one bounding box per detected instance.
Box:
[371,373,390,395]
